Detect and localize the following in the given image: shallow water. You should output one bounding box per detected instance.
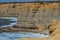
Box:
[0,32,49,40]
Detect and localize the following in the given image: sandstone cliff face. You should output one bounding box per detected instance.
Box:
[0,2,60,27]
[19,20,60,40]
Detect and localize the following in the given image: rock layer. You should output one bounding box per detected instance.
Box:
[20,20,60,40]
[0,2,60,35]
[0,2,60,27]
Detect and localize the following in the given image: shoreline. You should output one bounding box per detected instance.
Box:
[0,25,49,35]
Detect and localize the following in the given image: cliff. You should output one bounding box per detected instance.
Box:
[0,2,60,34]
[0,2,60,40]
[0,2,60,27]
[20,20,60,40]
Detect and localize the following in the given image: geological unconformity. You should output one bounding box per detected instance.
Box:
[0,2,60,27]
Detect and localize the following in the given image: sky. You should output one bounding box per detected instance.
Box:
[0,0,59,2]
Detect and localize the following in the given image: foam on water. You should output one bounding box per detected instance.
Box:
[0,17,17,28]
[0,32,49,40]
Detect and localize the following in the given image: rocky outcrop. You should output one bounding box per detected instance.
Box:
[0,2,60,27]
[0,24,47,34]
[20,20,60,40]
[0,2,60,34]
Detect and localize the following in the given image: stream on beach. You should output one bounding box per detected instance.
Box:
[0,17,49,40]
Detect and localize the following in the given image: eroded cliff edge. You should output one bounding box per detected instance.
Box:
[0,2,60,33]
[20,20,60,40]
